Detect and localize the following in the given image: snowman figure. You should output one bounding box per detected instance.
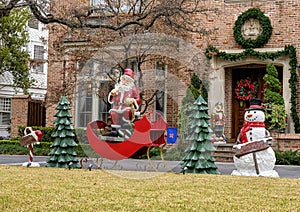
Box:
[232,98,279,177]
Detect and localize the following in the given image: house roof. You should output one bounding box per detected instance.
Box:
[0,72,47,89]
[0,72,14,85]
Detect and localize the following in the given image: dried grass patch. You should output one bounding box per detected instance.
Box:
[1,166,299,211]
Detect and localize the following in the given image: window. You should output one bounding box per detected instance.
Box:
[91,0,103,6]
[77,83,93,127]
[34,45,44,60]
[154,62,166,117]
[33,45,44,73]
[224,0,268,2]
[98,81,112,122]
[28,17,39,29]
[91,0,140,13]
[0,97,11,126]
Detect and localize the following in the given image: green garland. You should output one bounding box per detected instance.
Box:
[234,8,272,49]
[205,45,300,133]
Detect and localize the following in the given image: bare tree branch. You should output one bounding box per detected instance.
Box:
[1,0,219,35]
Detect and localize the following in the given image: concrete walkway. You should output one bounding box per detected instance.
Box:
[0,154,299,179]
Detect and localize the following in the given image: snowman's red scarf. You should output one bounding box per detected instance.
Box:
[239,120,265,144]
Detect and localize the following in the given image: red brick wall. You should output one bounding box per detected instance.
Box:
[11,95,30,138]
[272,134,300,152]
[46,0,300,133]
[190,1,300,137]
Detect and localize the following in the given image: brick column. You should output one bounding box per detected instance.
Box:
[11,95,30,138]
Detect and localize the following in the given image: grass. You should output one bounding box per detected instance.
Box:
[1,166,300,211]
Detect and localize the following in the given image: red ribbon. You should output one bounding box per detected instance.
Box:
[240,121,265,144]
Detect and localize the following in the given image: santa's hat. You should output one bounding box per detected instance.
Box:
[121,68,134,82]
[247,98,264,111]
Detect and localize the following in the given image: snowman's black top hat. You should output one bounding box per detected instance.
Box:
[247,98,264,111]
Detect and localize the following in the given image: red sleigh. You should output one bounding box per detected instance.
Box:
[86,112,168,160]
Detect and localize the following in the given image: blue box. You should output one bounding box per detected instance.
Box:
[166,127,178,144]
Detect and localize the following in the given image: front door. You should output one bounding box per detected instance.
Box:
[231,64,282,139]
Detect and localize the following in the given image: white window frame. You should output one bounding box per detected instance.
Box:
[75,61,113,128]
[33,45,44,73]
[225,0,268,2]
[91,0,141,13]
[76,82,94,128]
[28,17,39,30]
[0,97,11,126]
[154,61,167,118]
[98,80,112,123]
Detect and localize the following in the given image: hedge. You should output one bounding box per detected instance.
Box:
[0,140,98,158]
[17,126,88,144]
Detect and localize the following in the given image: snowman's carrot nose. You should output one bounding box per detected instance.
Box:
[247,114,253,117]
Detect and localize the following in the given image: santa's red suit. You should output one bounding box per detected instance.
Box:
[108,69,140,127]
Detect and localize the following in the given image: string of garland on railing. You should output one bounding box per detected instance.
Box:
[205,45,300,133]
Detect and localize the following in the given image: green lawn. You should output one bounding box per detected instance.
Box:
[1,166,299,211]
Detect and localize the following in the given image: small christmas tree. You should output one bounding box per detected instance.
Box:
[181,95,219,174]
[47,96,81,168]
[178,74,208,145]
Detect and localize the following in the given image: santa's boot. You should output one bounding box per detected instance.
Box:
[117,123,133,139]
[109,124,120,137]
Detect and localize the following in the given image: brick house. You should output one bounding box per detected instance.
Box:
[2,16,48,138]
[33,1,300,149]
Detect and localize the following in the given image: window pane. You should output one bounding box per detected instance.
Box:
[1,113,10,125]
[0,97,11,125]
[33,64,44,73]
[33,45,44,73]
[91,0,139,12]
[99,98,110,122]
[28,18,39,29]
[0,97,11,112]
[91,0,104,6]
[77,83,93,127]
[155,62,166,116]
[34,45,44,60]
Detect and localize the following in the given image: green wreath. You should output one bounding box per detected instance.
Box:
[234,8,272,49]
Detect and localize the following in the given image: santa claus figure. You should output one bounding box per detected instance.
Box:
[108,68,140,136]
[232,98,279,177]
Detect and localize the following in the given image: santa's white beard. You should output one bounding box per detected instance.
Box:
[116,82,134,92]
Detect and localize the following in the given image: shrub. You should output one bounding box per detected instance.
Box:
[0,140,89,157]
[17,126,88,144]
[263,63,286,130]
[275,150,300,165]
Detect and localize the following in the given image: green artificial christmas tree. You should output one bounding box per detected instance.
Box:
[178,74,208,146]
[176,74,208,160]
[181,95,220,174]
[47,96,81,168]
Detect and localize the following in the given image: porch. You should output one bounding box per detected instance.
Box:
[213,134,300,162]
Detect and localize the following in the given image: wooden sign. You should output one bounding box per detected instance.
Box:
[234,139,272,158]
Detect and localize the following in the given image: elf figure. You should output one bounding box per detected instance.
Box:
[211,101,226,143]
[232,98,279,177]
